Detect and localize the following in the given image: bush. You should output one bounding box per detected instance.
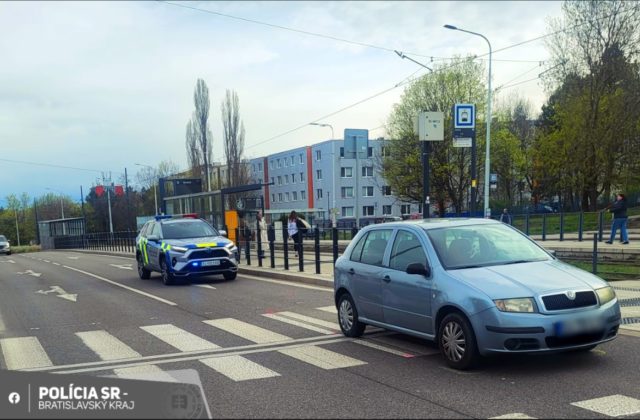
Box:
[10,245,41,254]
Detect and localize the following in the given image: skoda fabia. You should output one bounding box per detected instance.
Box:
[334,219,620,369]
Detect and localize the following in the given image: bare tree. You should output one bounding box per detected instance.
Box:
[185,118,201,179]
[221,89,247,187]
[185,79,213,190]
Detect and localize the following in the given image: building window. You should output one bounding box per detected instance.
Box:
[285,175,289,184]
[258,162,263,171]
[341,187,354,198]
[362,166,373,177]
[290,156,294,166]
[258,178,262,185]
[284,158,288,167]
[270,161,274,170]
[342,207,354,217]
[277,176,282,186]
[272,193,276,203]
[292,191,298,201]
[317,189,323,199]
[341,167,353,178]
[382,186,391,196]
[300,172,305,182]
[279,193,283,202]
[299,154,303,164]
[363,206,375,216]
[252,164,256,173]
[278,158,282,168]
[367,147,373,158]
[270,177,274,185]
[316,169,322,180]
[340,147,344,158]
[382,205,392,215]
[362,186,374,197]
[401,204,411,214]
[285,192,290,202]
[381,146,390,157]
[315,150,321,161]
[301,190,306,200]
[292,173,296,183]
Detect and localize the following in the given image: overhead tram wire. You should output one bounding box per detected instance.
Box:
[158,0,549,64]
[0,158,125,176]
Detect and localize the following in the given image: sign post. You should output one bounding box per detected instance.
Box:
[453,104,477,216]
[414,112,444,218]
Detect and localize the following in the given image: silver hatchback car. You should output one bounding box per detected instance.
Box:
[334,219,620,369]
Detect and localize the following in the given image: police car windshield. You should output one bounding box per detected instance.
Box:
[161,221,218,240]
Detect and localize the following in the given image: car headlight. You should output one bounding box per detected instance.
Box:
[225,243,237,251]
[494,298,536,313]
[595,286,616,305]
[172,246,188,253]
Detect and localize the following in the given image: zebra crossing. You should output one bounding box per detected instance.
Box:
[489,394,640,418]
[0,306,423,383]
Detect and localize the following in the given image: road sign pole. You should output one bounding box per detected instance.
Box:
[471,131,477,216]
[422,141,430,219]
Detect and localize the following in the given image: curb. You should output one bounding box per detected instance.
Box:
[56,249,334,288]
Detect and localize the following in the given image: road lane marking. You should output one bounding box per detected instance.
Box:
[199,356,280,381]
[0,337,53,370]
[109,264,133,270]
[278,346,366,369]
[490,414,536,419]
[75,330,173,380]
[316,306,337,314]
[0,259,16,263]
[23,331,391,374]
[52,262,60,266]
[262,313,335,335]
[571,395,640,417]
[204,318,291,344]
[43,260,50,263]
[194,284,216,290]
[141,324,220,352]
[369,335,440,356]
[276,311,339,330]
[36,285,77,302]
[16,270,42,277]
[239,274,332,292]
[62,265,177,306]
[352,340,415,358]
[67,256,80,260]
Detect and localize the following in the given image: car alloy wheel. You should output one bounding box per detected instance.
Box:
[441,321,466,362]
[339,299,354,332]
[160,259,174,285]
[137,254,150,279]
[337,293,365,337]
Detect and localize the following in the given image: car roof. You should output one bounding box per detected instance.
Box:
[157,218,205,225]
[364,218,500,231]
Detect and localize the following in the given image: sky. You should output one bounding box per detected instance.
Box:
[0,0,563,205]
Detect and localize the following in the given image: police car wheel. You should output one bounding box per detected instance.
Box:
[223,271,237,281]
[137,254,150,280]
[160,258,175,285]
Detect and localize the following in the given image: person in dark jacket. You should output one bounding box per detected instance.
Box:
[605,193,629,244]
[499,208,512,225]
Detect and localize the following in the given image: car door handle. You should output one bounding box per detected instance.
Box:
[383,275,391,283]
[348,268,355,275]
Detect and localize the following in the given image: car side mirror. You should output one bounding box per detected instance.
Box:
[219,230,228,238]
[147,235,159,242]
[406,263,430,277]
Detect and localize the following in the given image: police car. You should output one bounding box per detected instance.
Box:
[136,214,239,285]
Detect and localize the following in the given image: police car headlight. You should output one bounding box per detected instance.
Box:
[172,246,188,253]
[224,243,237,251]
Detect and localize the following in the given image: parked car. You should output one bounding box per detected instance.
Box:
[0,235,10,255]
[334,218,620,369]
[136,214,239,285]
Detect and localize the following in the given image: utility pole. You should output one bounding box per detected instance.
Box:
[14,207,21,246]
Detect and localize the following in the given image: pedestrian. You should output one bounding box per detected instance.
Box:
[257,211,268,259]
[605,193,629,244]
[288,210,301,258]
[500,208,512,225]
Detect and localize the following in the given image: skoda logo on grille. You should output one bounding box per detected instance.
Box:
[565,290,576,300]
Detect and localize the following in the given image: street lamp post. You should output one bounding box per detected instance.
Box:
[135,163,158,215]
[445,24,493,218]
[309,123,337,227]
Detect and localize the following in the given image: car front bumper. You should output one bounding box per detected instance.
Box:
[0,245,10,254]
[169,254,239,277]
[471,299,621,355]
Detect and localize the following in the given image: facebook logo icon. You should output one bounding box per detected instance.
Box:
[8,392,20,404]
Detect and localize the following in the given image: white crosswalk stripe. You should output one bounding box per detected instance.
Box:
[490,413,536,419]
[571,394,640,417]
[204,318,291,344]
[275,311,339,330]
[141,324,280,381]
[206,317,366,371]
[278,346,366,369]
[316,305,338,314]
[75,330,174,381]
[0,337,53,370]
[262,313,335,335]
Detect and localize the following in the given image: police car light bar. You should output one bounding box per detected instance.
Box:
[154,215,173,221]
[182,213,198,219]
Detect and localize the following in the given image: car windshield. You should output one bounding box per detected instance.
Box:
[0,236,6,242]
[426,224,551,270]
[161,221,219,240]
